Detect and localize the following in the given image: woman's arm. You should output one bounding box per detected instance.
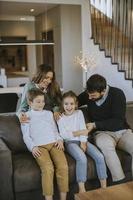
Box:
[17,83,30,115]
[16,82,35,118]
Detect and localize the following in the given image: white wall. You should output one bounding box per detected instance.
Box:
[90,0,112,18]
[60,5,82,94]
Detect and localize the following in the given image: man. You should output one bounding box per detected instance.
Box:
[78,74,133,182]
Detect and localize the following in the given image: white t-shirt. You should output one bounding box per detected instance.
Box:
[57,110,87,142]
[21,110,61,151]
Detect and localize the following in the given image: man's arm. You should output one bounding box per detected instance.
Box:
[92,89,127,131]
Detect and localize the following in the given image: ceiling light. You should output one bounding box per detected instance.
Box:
[30,8,34,12]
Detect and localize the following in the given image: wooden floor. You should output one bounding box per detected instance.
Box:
[75,181,133,200]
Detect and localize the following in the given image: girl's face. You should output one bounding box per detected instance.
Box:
[63,97,77,115]
[29,95,45,111]
[39,71,53,90]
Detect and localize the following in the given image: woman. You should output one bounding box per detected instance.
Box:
[17,64,62,122]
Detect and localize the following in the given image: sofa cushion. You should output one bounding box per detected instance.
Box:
[13,149,131,193]
[13,153,41,192]
[13,152,98,193]
[0,114,27,152]
[117,150,132,173]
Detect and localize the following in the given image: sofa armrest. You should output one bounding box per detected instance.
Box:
[0,138,14,200]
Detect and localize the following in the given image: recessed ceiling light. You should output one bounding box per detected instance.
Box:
[30,8,34,12]
[20,17,26,21]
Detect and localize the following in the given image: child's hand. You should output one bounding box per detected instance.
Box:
[86,123,95,133]
[81,129,89,136]
[73,129,88,137]
[32,146,41,158]
[55,140,64,151]
[53,112,62,121]
[19,112,30,123]
[80,142,87,152]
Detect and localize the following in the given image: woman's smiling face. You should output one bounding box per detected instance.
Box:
[39,71,53,90]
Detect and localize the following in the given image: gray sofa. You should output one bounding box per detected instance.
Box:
[0,103,133,200]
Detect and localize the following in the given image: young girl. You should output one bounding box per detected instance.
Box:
[21,88,68,200]
[57,91,107,193]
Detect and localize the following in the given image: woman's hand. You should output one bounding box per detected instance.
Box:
[54,112,62,121]
[80,142,87,152]
[19,112,30,123]
[32,146,41,158]
[55,140,64,151]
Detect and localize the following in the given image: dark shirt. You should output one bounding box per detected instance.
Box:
[78,86,129,131]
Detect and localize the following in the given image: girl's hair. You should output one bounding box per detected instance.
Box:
[61,90,78,112]
[32,64,62,103]
[27,88,44,102]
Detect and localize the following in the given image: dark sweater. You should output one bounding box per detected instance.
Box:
[78,86,129,131]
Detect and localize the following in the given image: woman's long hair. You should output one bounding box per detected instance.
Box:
[32,64,62,103]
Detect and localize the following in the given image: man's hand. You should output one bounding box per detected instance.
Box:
[86,123,96,133]
[54,112,62,121]
[32,146,41,158]
[55,140,64,150]
[19,112,30,123]
[80,142,87,152]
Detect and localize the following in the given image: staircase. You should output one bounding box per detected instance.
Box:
[90,0,133,86]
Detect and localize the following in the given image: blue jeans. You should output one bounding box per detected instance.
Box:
[65,141,107,182]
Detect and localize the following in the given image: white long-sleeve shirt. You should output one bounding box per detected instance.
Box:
[57,110,87,142]
[21,110,61,151]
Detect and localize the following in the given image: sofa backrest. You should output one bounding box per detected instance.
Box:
[0,103,132,153]
[0,114,27,153]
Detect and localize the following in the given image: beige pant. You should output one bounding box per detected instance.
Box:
[95,129,133,182]
[35,143,69,196]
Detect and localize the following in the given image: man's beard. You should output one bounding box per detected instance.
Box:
[91,94,104,102]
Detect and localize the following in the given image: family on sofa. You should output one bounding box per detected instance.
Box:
[15,64,133,200]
